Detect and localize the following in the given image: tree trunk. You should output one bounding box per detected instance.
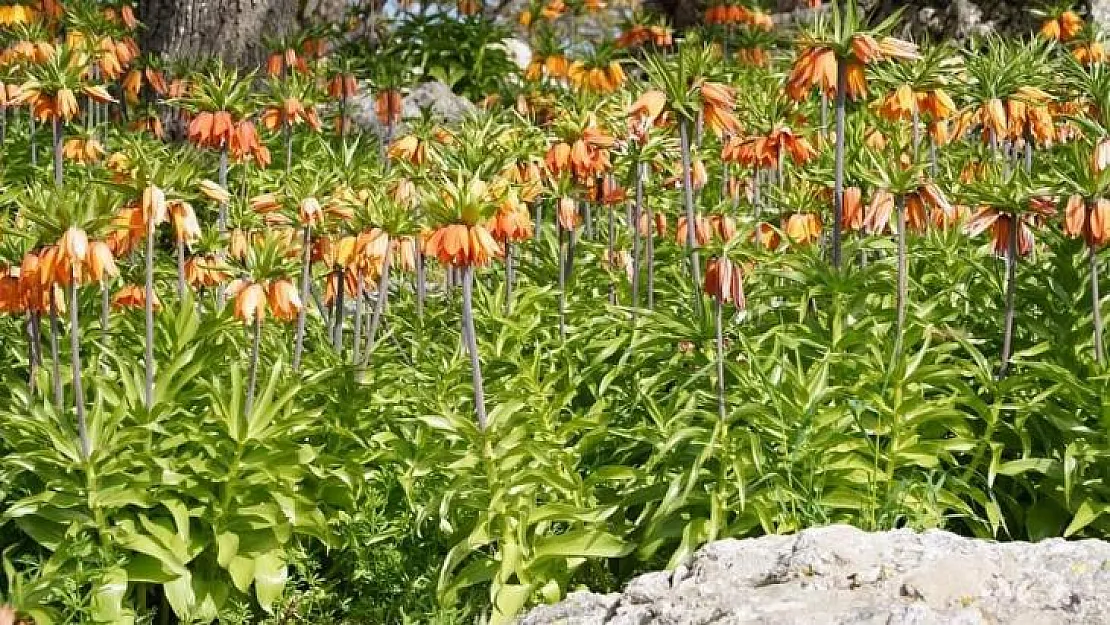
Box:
[139,0,347,66]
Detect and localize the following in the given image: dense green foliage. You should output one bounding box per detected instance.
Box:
[0,0,1108,623]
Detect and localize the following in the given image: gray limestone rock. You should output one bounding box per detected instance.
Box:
[520,525,1110,625]
[347,80,477,139]
[1092,0,1110,29]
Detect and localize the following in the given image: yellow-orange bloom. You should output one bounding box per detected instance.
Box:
[982,98,1007,140]
[375,90,403,126]
[169,201,201,244]
[87,241,118,283]
[229,228,249,261]
[267,279,301,322]
[628,90,666,124]
[557,196,581,231]
[185,255,228,288]
[1095,139,1110,173]
[675,214,713,246]
[299,197,323,227]
[426,224,500,267]
[703,256,746,308]
[844,61,868,101]
[709,214,737,242]
[1064,196,1110,247]
[141,185,168,226]
[750,222,781,250]
[58,226,89,267]
[786,47,836,100]
[199,180,231,203]
[964,209,1034,257]
[113,284,160,311]
[784,213,821,245]
[1041,11,1084,42]
[850,34,883,64]
[489,201,534,243]
[862,190,895,234]
[1073,41,1107,66]
[388,134,425,165]
[843,186,864,232]
[230,280,267,324]
[878,37,920,61]
[62,137,105,164]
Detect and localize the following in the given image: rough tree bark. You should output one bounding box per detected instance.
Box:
[139,0,349,66]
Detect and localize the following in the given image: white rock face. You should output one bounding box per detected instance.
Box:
[500,37,533,71]
[520,525,1110,625]
[1093,0,1110,29]
[347,80,476,138]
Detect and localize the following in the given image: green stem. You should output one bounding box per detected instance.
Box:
[362,250,392,367]
[631,162,643,314]
[245,317,261,416]
[558,226,567,341]
[52,115,62,188]
[176,238,186,300]
[832,60,848,270]
[293,225,312,373]
[461,266,487,430]
[69,280,89,459]
[504,241,514,315]
[678,120,703,313]
[715,297,726,421]
[49,289,63,408]
[893,194,907,363]
[352,272,364,366]
[144,216,155,408]
[1091,241,1104,366]
[332,267,346,350]
[998,215,1019,379]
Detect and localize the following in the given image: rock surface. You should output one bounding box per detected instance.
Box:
[348,80,477,138]
[770,0,1038,40]
[1093,0,1110,29]
[520,525,1110,625]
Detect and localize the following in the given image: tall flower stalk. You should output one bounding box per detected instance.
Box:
[703,254,746,421]
[963,166,1048,378]
[424,174,501,430]
[228,234,302,414]
[142,186,166,408]
[641,40,740,303]
[786,0,918,269]
[1056,140,1110,366]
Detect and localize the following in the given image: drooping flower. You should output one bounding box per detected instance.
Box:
[267,279,302,322]
[425,224,501,267]
[703,256,746,309]
[784,212,822,245]
[229,279,267,324]
[1064,195,1110,247]
[113,284,161,311]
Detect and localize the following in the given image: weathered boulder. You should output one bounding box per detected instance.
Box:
[520,525,1110,625]
[502,37,534,72]
[348,80,477,138]
[1093,0,1110,28]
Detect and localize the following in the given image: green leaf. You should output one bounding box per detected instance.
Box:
[532,530,632,560]
[125,556,178,584]
[253,551,288,613]
[91,568,133,624]
[491,583,532,625]
[216,532,239,568]
[1065,500,1109,537]
[227,556,255,594]
[163,571,196,621]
